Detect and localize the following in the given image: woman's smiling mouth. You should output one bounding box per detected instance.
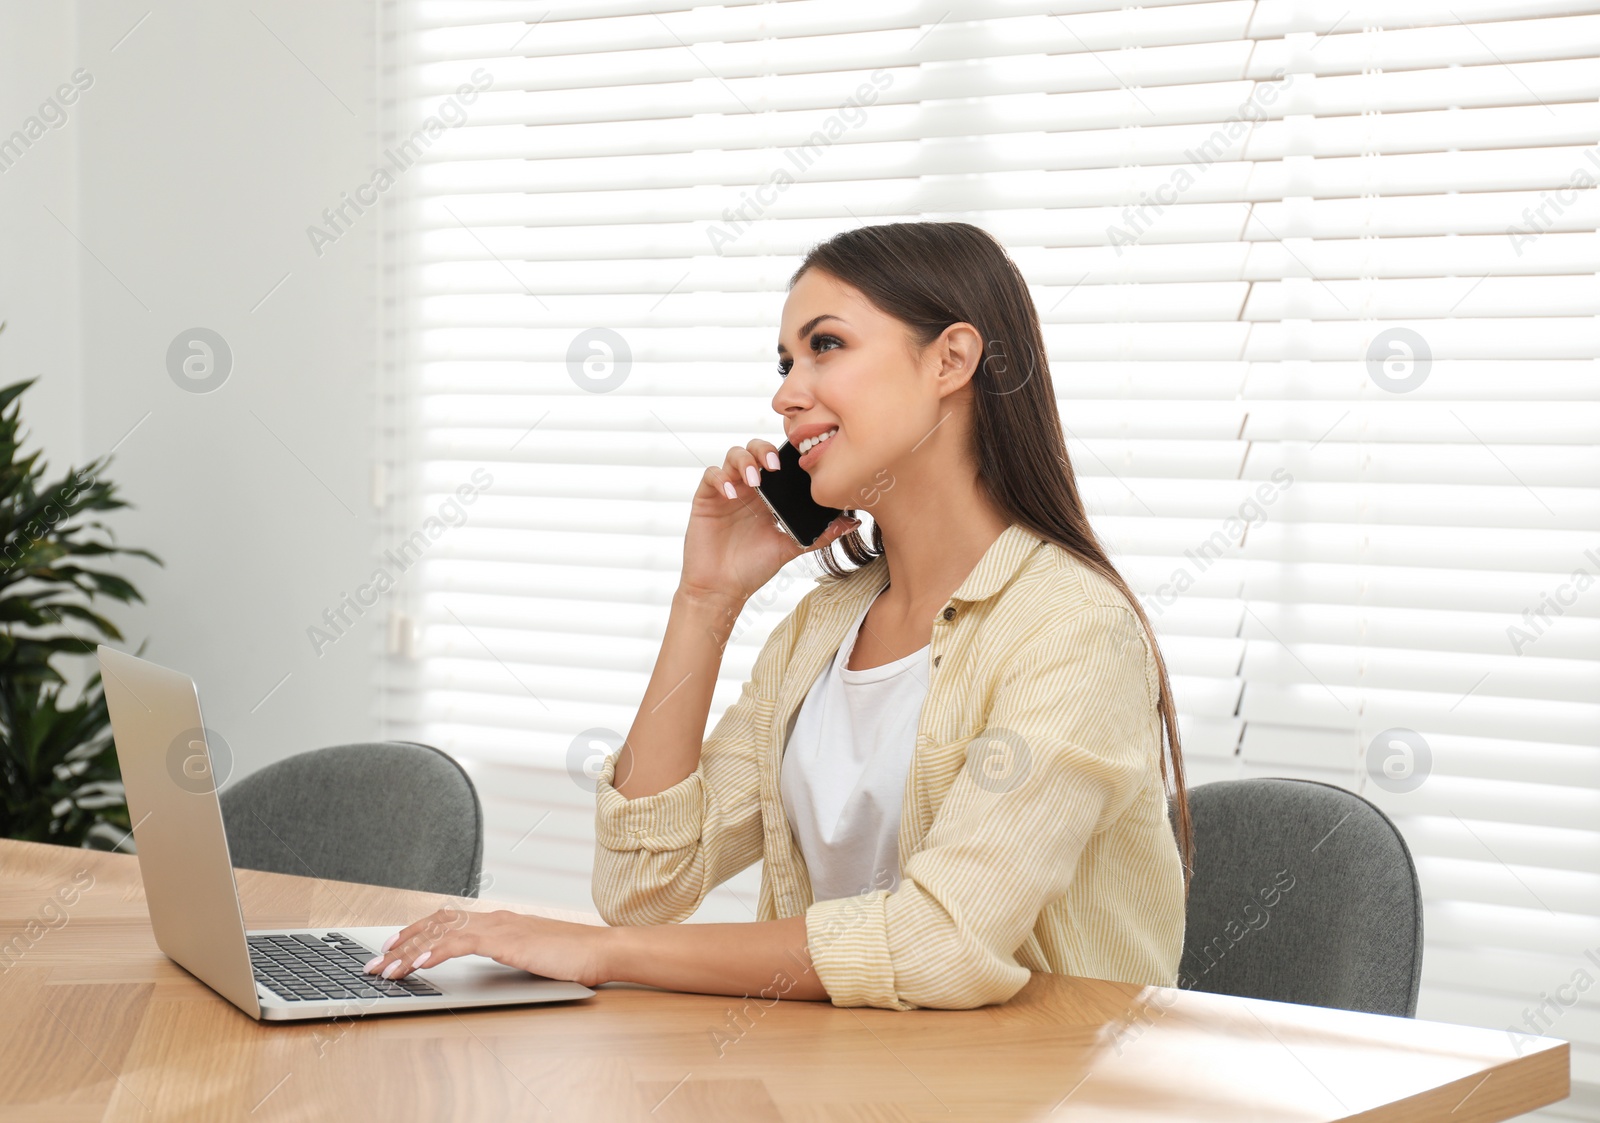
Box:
[797,426,838,469]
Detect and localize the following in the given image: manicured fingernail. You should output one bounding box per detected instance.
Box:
[411,951,432,969]
[363,955,384,973]
[765,452,780,470]
[722,482,736,499]
[382,960,403,978]
[381,933,399,952]
[744,465,759,487]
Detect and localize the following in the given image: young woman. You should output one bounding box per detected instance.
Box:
[366,222,1194,1011]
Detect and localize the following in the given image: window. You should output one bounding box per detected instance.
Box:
[384,3,1599,1112]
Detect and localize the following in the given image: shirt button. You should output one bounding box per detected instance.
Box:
[933,654,942,667]
[941,606,956,621]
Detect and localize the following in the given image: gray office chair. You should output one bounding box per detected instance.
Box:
[219,741,484,898]
[1169,777,1423,1017]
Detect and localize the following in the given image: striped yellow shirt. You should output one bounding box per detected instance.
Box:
[593,522,1186,1010]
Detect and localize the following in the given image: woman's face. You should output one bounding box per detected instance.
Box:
[771,269,972,512]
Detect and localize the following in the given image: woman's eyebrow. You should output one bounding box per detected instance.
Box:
[775,314,847,356]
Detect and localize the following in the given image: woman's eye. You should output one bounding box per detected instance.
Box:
[776,334,840,378]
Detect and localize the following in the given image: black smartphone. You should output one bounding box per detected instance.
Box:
[756,441,844,549]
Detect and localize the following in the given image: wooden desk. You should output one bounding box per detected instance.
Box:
[0,838,1568,1122]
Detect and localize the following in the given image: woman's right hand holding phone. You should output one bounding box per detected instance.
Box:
[678,438,859,609]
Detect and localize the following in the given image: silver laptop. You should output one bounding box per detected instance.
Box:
[97,644,595,1021]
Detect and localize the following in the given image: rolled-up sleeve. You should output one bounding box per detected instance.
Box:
[591,607,798,927]
[804,601,1155,1010]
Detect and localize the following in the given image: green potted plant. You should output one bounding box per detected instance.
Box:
[0,339,160,850]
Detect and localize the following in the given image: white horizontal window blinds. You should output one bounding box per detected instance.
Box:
[394,1,1599,1106]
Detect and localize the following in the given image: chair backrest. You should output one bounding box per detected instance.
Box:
[1170,777,1423,1017]
[219,741,484,898]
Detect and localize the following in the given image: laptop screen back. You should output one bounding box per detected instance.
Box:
[97,645,260,1018]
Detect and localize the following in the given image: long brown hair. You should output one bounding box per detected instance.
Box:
[791,220,1195,891]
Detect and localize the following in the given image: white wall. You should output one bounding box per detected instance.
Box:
[0,3,83,473]
[61,0,381,782]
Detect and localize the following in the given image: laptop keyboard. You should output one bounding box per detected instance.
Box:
[248,932,442,1003]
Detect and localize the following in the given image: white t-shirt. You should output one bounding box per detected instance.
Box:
[779,586,930,903]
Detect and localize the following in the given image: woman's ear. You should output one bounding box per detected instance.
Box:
[931,322,985,400]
